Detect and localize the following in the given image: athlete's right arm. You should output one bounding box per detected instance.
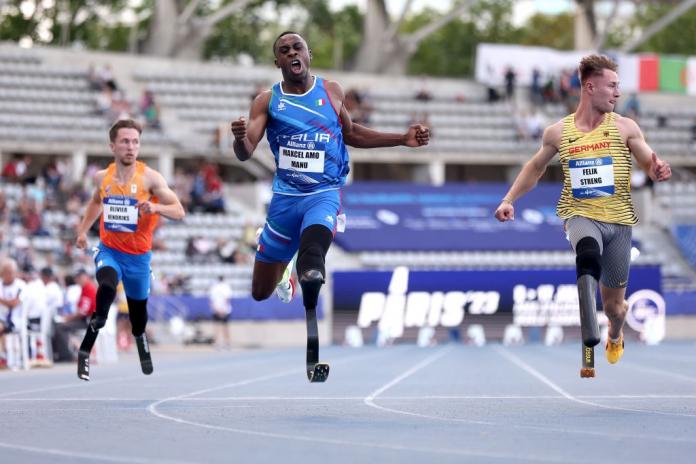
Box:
[494,122,561,222]
[231,91,270,161]
[75,171,105,250]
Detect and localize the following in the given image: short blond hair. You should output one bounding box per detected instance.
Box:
[579,54,618,83]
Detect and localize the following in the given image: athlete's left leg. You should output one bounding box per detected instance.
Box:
[78,245,123,380]
[599,224,632,364]
[296,190,340,383]
[121,254,154,374]
[297,224,333,310]
[126,297,148,337]
[600,285,627,340]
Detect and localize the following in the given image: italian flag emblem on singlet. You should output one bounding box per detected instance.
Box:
[315,98,325,106]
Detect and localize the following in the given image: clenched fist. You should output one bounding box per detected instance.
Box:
[230,117,247,141]
[404,124,430,147]
[76,232,88,250]
[494,201,515,222]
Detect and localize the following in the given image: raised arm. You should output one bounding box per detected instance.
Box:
[75,170,106,249]
[618,116,671,182]
[231,90,271,161]
[142,168,186,220]
[494,122,562,222]
[324,80,430,149]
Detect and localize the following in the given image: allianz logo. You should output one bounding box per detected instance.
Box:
[357,267,500,339]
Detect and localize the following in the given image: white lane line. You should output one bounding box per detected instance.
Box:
[0,379,136,398]
[365,347,453,401]
[357,348,696,443]
[0,441,194,464]
[147,347,585,463]
[0,351,298,398]
[495,346,696,419]
[362,346,495,425]
[620,361,696,383]
[546,344,696,384]
[7,394,696,402]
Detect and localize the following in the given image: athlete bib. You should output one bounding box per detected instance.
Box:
[569,157,615,199]
[103,196,138,232]
[277,135,326,184]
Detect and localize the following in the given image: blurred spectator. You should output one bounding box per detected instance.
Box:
[504,67,516,101]
[0,258,26,368]
[191,162,225,213]
[41,161,63,192]
[20,197,48,236]
[21,266,48,351]
[41,267,64,324]
[11,234,35,272]
[87,63,103,91]
[186,236,215,262]
[0,258,23,331]
[139,89,161,130]
[242,222,260,254]
[485,64,500,103]
[415,80,433,101]
[530,68,542,106]
[1,155,31,182]
[209,276,233,349]
[218,239,238,264]
[62,274,81,315]
[690,118,696,147]
[220,238,250,264]
[542,75,556,104]
[657,114,668,128]
[173,167,194,211]
[52,269,96,362]
[98,64,118,91]
[515,109,545,141]
[110,90,132,121]
[0,191,8,224]
[95,87,113,116]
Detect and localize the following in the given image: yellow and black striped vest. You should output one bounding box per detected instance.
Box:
[557,112,637,225]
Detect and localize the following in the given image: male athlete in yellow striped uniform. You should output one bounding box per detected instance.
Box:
[495,55,671,364]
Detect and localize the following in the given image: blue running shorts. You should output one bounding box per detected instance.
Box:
[93,243,152,300]
[256,189,341,264]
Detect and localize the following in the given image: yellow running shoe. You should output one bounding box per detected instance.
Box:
[605,334,624,364]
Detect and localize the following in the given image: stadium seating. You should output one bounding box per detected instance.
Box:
[1,44,696,296]
[673,224,696,270]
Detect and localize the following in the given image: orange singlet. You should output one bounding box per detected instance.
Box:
[99,161,158,254]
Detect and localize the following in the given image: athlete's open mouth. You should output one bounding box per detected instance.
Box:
[290,59,302,72]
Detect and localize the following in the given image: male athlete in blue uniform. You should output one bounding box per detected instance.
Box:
[231,31,429,381]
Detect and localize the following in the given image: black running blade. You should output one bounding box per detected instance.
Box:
[305,307,329,382]
[136,336,153,375]
[578,275,600,347]
[307,363,330,383]
[77,351,90,381]
[140,358,153,375]
[580,343,595,378]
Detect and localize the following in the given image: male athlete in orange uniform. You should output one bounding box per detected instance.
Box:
[75,119,185,380]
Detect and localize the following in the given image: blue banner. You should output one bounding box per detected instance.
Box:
[333,182,568,251]
[148,295,323,321]
[331,266,662,342]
